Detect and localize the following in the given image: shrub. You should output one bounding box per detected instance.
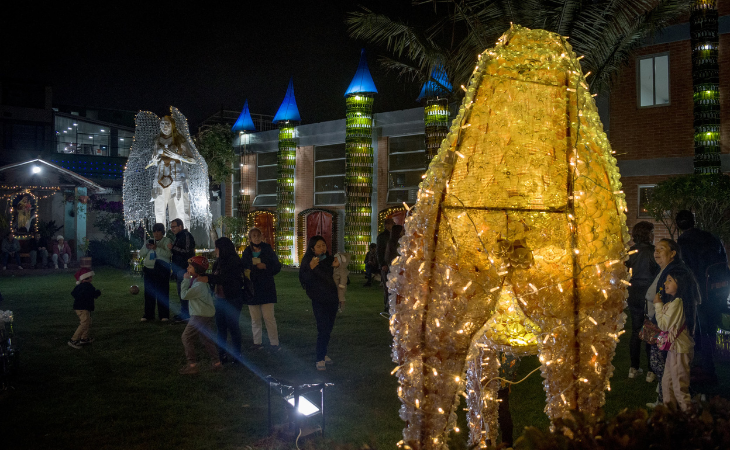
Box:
[89,237,133,269]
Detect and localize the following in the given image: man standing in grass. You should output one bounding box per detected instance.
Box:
[168,218,196,323]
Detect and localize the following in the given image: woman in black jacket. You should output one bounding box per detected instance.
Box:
[299,235,341,371]
[241,227,282,351]
[198,237,243,363]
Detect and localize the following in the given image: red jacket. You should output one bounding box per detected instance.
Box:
[52,241,72,256]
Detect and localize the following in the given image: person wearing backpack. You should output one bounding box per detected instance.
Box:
[676,210,727,386]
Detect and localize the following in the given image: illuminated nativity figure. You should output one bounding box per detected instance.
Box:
[123,107,211,235]
[387,25,630,449]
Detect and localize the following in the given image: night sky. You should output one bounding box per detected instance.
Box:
[2,1,435,128]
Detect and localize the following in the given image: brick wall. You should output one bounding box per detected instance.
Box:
[621,175,676,242]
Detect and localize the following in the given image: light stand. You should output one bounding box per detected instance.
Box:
[266,375,333,444]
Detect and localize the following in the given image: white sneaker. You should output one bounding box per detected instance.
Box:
[646,398,660,408]
[324,356,333,365]
[64,263,68,269]
[646,371,656,383]
[17,266,23,270]
[316,361,326,371]
[628,367,643,379]
[2,266,6,270]
[54,265,58,269]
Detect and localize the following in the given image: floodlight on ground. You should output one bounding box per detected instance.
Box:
[266,375,334,444]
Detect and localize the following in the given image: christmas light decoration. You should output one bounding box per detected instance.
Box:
[7,190,39,236]
[417,64,452,162]
[378,205,408,232]
[296,208,340,262]
[122,107,211,233]
[388,26,629,449]
[272,80,300,267]
[691,0,720,173]
[344,49,377,272]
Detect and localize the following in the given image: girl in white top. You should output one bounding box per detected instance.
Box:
[653,266,697,412]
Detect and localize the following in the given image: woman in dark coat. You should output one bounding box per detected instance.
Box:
[299,235,341,371]
[241,227,282,351]
[198,237,243,363]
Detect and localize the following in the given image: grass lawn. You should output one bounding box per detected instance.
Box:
[0,267,728,449]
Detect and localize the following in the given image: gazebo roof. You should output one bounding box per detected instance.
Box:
[231,100,256,132]
[345,49,378,96]
[416,64,452,101]
[0,159,108,193]
[272,78,301,124]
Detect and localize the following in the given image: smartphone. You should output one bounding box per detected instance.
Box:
[319,254,327,261]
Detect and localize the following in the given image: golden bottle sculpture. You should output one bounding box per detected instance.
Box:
[388,25,630,449]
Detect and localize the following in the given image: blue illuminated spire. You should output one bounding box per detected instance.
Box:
[345,49,378,96]
[416,64,452,101]
[272,78,301,123]
[231,100,256,132]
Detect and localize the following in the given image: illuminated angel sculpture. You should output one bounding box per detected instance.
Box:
[123,107,211,233]
[387,26,630,449]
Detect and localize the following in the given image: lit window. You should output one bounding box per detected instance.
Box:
[638,53,670,107]
[638,185,655,218]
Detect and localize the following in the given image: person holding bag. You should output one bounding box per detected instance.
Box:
[653,266,697,412]
[197,237,243,364]
[241,227,282,352]
[299,235,341,371]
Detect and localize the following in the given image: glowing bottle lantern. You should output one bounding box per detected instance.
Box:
[344,49,377,272]
[388,26,630,449]
[272,79,300,266]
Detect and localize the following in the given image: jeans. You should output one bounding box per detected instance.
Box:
[172,265,189,319]
[52,253,70,267]
[629,308,651,371]
[312,300,338,362]
[214,297,243,360]
[143,266,170,320]
[1,252,21,267]
[30,249,48,267]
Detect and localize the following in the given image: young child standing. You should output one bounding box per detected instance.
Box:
[179,256,221,374]
[653,267,697,412]
[68,268,101,349]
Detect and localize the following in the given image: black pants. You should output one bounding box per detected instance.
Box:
[171,264,189,319]
[381,267,390,311]
[696,305,719,376]
[629,307,651,371]
[215,297,243,360]
[143,265,170,320]
[498,387,513,447]
[312,300,338,362]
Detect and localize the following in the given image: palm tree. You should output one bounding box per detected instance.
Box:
[691,0,720,174]
[348,0,693,99]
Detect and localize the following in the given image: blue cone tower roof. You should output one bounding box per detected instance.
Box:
[416,64,452,101]
[345,49,378,96]
[231,100,256,132]
[273,78,301,124]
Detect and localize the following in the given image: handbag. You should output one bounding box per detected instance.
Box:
[656,323,686,351]
[639,318,662,345]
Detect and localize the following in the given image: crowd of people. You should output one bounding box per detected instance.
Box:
[64,218,351,372]
[2,232,74,270]
[626,210,727,412]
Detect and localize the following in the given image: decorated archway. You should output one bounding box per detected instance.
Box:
[246,210,276,246]
[378,205,410,232]
[297,208,339,263]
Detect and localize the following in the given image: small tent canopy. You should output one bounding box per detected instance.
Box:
[0,159,107,193]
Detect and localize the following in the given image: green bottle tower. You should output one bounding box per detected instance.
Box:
[344,49,378,272]
[691,0,720,174]
[417,64,452,162]
[272,78,301,266]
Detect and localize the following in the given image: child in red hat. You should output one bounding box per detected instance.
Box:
[68,268,101,349]
[179,256,221,374]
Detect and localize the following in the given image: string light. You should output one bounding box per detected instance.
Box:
[388,25,629,449]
